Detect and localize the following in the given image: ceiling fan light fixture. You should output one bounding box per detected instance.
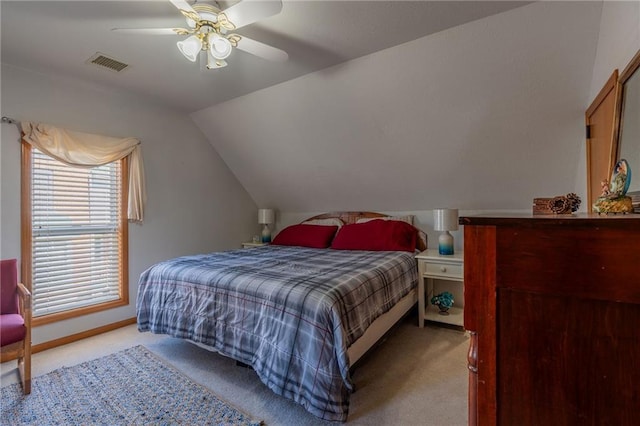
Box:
[206,51,227,69]
[177,34,202,62]
[209,33,232,60]
[116,0,287,70]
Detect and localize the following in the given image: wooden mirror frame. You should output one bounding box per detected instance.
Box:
[613,49,640,193]
[585,70,620,211]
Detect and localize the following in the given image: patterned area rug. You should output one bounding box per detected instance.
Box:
[1,345,262,425]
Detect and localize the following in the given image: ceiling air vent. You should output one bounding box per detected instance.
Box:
[86,53,129,73]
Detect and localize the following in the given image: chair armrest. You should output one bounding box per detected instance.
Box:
[16,283,32,318]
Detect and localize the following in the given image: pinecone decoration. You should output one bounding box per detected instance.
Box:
[566,193,581,212]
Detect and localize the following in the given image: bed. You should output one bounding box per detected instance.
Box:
[136,212,424,421]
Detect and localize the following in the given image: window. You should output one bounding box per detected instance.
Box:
[22,143,128,325]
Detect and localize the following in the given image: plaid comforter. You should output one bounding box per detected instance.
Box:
[136,245,417,421]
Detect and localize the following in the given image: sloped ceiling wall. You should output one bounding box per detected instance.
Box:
[589,0,640,98]
[193,2,602,212]
[573,0,640,199]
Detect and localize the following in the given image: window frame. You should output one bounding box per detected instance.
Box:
[21,142,129,326]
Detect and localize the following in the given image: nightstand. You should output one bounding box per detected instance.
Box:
[242,242,268,248]
[415,249,464,328]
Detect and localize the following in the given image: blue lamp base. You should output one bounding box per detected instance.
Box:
[261,224,272,243]
[438,231,454,255]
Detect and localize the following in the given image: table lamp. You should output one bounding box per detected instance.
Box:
[258,209,275,243]
[433,208,458,255]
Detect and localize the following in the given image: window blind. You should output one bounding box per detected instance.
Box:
[31,149,122,317]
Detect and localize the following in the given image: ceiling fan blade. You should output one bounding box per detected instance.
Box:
[170,0,200,21]
[234,35,288,62]
[222,0,282,30]
[170,0,197,15]
[111,28,189,35]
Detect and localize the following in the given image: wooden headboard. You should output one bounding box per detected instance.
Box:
[305,211,390,225]
[304,211,427,251]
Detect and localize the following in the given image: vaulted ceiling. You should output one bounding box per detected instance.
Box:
[2,1,616,214]
[1,1,528,112]
[192,1,605,212]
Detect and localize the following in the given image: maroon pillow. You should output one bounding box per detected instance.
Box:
[271,224,338,248]
[331,219,417,252]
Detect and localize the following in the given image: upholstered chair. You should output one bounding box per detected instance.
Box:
[0,259,32,394]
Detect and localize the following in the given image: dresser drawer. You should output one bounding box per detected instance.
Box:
[424,262,463,279]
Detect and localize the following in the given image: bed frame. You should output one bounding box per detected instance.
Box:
[305,211,422,366]
[348,287,417,366]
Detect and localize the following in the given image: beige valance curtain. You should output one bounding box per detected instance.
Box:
[21,121,146,223]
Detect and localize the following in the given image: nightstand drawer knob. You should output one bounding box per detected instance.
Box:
[441,266,447,272]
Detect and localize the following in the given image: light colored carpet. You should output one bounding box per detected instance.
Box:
[1,312,469,425]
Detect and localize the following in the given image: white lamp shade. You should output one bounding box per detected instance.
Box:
[258,209,274,225]
[209,33,232,60]
[433,208,459,231]
[177,35,202,62]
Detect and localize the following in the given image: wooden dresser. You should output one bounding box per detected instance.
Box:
[461,214,640,426]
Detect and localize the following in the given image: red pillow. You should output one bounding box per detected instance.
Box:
[331,219,417,252]
[271,224,338,248]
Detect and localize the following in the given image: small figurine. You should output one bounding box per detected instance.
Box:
[593,159,634,214]
[610,160,630,196]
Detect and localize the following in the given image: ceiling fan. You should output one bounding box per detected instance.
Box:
[112,0,287,70]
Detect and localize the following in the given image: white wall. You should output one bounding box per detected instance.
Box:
[589,1,640,99]
[0,64,258,345]
[193,1,602,215]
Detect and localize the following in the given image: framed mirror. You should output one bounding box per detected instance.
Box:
[615,49,640,200]
[586,71,619,211]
